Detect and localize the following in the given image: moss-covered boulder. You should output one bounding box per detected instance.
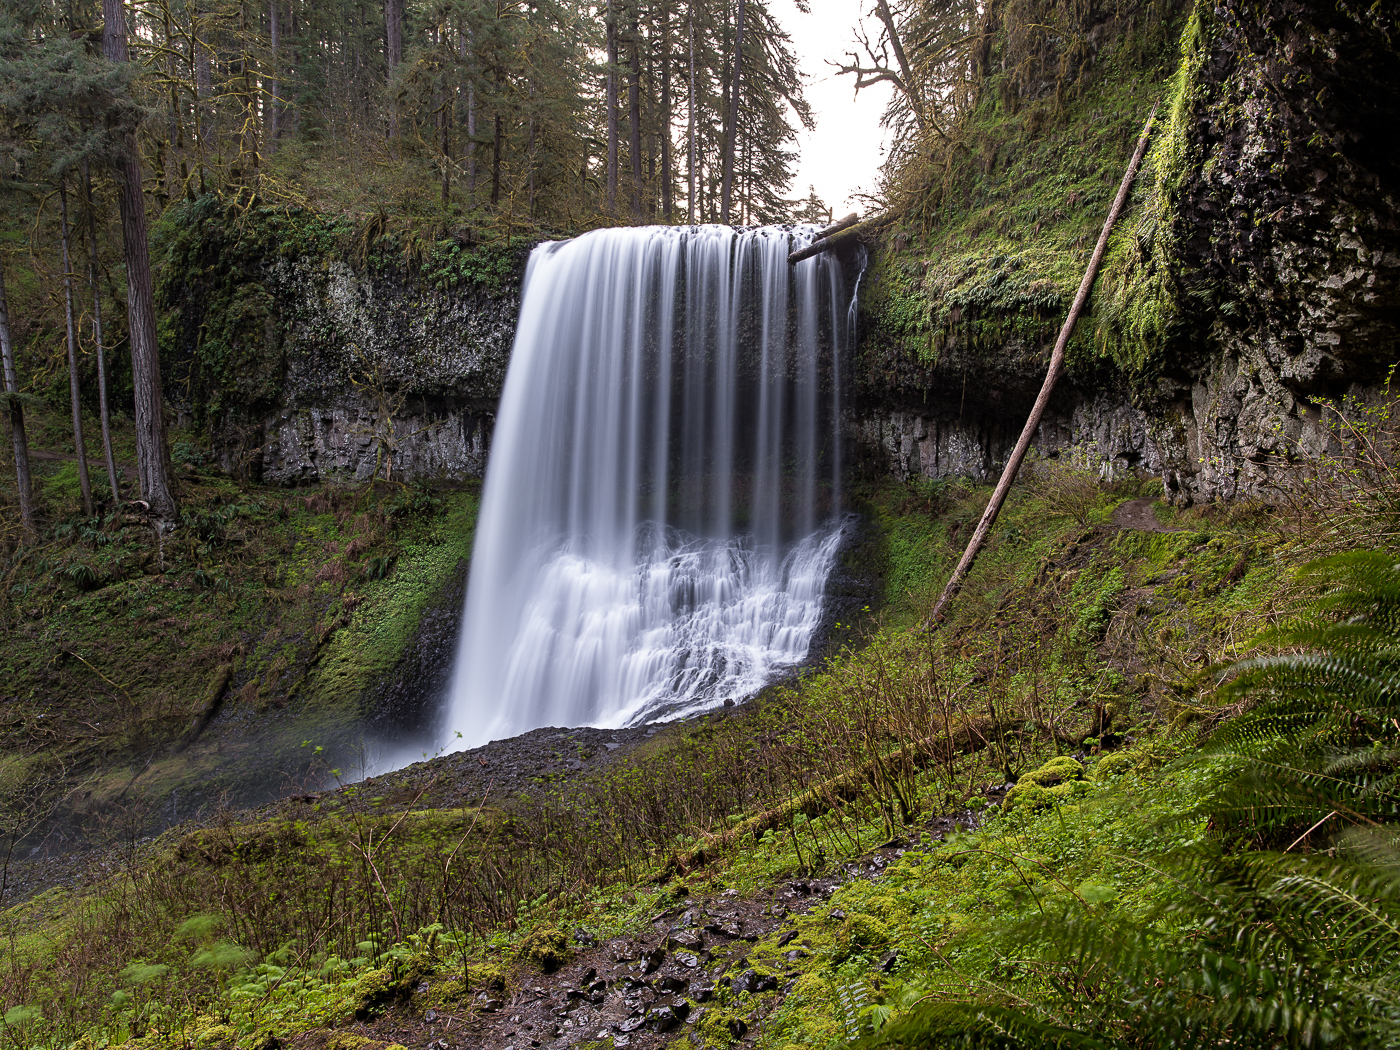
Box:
[1005,756,1089,813]
[517,924,572,973]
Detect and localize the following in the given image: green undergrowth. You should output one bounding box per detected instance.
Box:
[0,470,1313,1049]
[0,406,481,833]
[303,492,477,714]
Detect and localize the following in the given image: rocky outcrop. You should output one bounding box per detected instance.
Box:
[203,252,524,485]
[852,0,1400,503]
[1152,0,1400,500]
[853,397,1186,485]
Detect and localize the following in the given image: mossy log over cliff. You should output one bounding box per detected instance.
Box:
[156,199,528,485]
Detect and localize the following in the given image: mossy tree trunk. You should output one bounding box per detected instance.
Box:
[0,256,36,537]
[59,176,95,517]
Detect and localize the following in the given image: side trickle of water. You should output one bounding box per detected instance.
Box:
[443,225,859,750]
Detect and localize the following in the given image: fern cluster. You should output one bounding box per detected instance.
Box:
[861,552,1400,1049]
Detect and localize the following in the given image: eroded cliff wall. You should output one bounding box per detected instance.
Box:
[157,202,526,485]
[159,0,1397,502]
[852,0,1399,503]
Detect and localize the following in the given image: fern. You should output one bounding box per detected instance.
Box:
[859,552,1400,1049]
[1201,551,1400,846]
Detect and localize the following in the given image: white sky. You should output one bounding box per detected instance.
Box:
[772,0,895,218]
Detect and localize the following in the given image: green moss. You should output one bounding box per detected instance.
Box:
[1005,756,1087,811]
[842,913,893,950]
[302,487,479,714]
[1092,1,1218,377]
[516,924,572,973]
[862,0,1196,395]
[1067,565,1126,648]
[1093,749,1138,781]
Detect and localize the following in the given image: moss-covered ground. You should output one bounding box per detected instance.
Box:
[0,404,480,840]
[0,459,1327,1049]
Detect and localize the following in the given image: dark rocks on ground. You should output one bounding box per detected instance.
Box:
[667,928,703,950]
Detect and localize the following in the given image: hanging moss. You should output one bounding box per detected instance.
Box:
[859,0,1195,402]
[1091,1,1218,379]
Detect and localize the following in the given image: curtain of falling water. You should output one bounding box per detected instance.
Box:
[443,225,860,750]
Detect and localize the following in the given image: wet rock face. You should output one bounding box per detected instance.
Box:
[1160,0,1400,501]
[213,255,524,484]
[852,397,1194,488]
[855,0,1400,503]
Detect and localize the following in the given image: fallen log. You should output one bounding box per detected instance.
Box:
[667,715,1006,873]
[812,212,860,240]
[928,103,1159,625]
[787,213,891,264]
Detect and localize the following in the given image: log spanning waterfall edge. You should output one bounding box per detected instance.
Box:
[442,225,863,751]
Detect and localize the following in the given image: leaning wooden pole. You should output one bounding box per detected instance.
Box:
[929,105,1158,626]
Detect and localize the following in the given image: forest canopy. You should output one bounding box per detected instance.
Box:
[0,0,816,233]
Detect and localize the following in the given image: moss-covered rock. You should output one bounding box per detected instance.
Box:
[1005,756,1088,812]
[516,924,572,973]
[1093,749,1138,781]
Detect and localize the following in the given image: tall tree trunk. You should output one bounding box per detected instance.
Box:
[720,0,744,224]
[103,0,179,526]
[605,4,619,217]
[384,0,402,145]
[0,257,35,537]
[384,0,402,67]
[644,29,654,220]
[527,80,536,215]
[687,10,695,221]
[238,3,260,188]
[437,25,451,208]
[192,4,212,190]
[163,8,180,198]
[462,26,477,195]
[661,0,672,222]
[83,161,121,506]
[194,8,212,98]
[441,90,452,207]
[490,109,502,205]
[627,11,642,220]
[268,0,281,153]
[58,178,94,517]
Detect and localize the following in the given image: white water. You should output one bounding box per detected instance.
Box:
[442,225,860,751]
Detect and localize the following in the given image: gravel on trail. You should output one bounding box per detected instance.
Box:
[285,807,985,1050]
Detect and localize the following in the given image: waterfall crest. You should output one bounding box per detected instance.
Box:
[443,225,859,750]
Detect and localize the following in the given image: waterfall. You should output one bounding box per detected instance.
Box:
[442,224,860,750]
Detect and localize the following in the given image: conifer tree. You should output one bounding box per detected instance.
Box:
[102,0,179,523]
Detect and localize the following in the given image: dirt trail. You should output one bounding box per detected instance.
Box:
[1112,498,1183,533]
[298,809,984,1050]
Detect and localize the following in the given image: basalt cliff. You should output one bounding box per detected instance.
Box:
[162,0,1399,504]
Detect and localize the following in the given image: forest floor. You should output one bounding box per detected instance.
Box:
[2,449,1355,1050]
